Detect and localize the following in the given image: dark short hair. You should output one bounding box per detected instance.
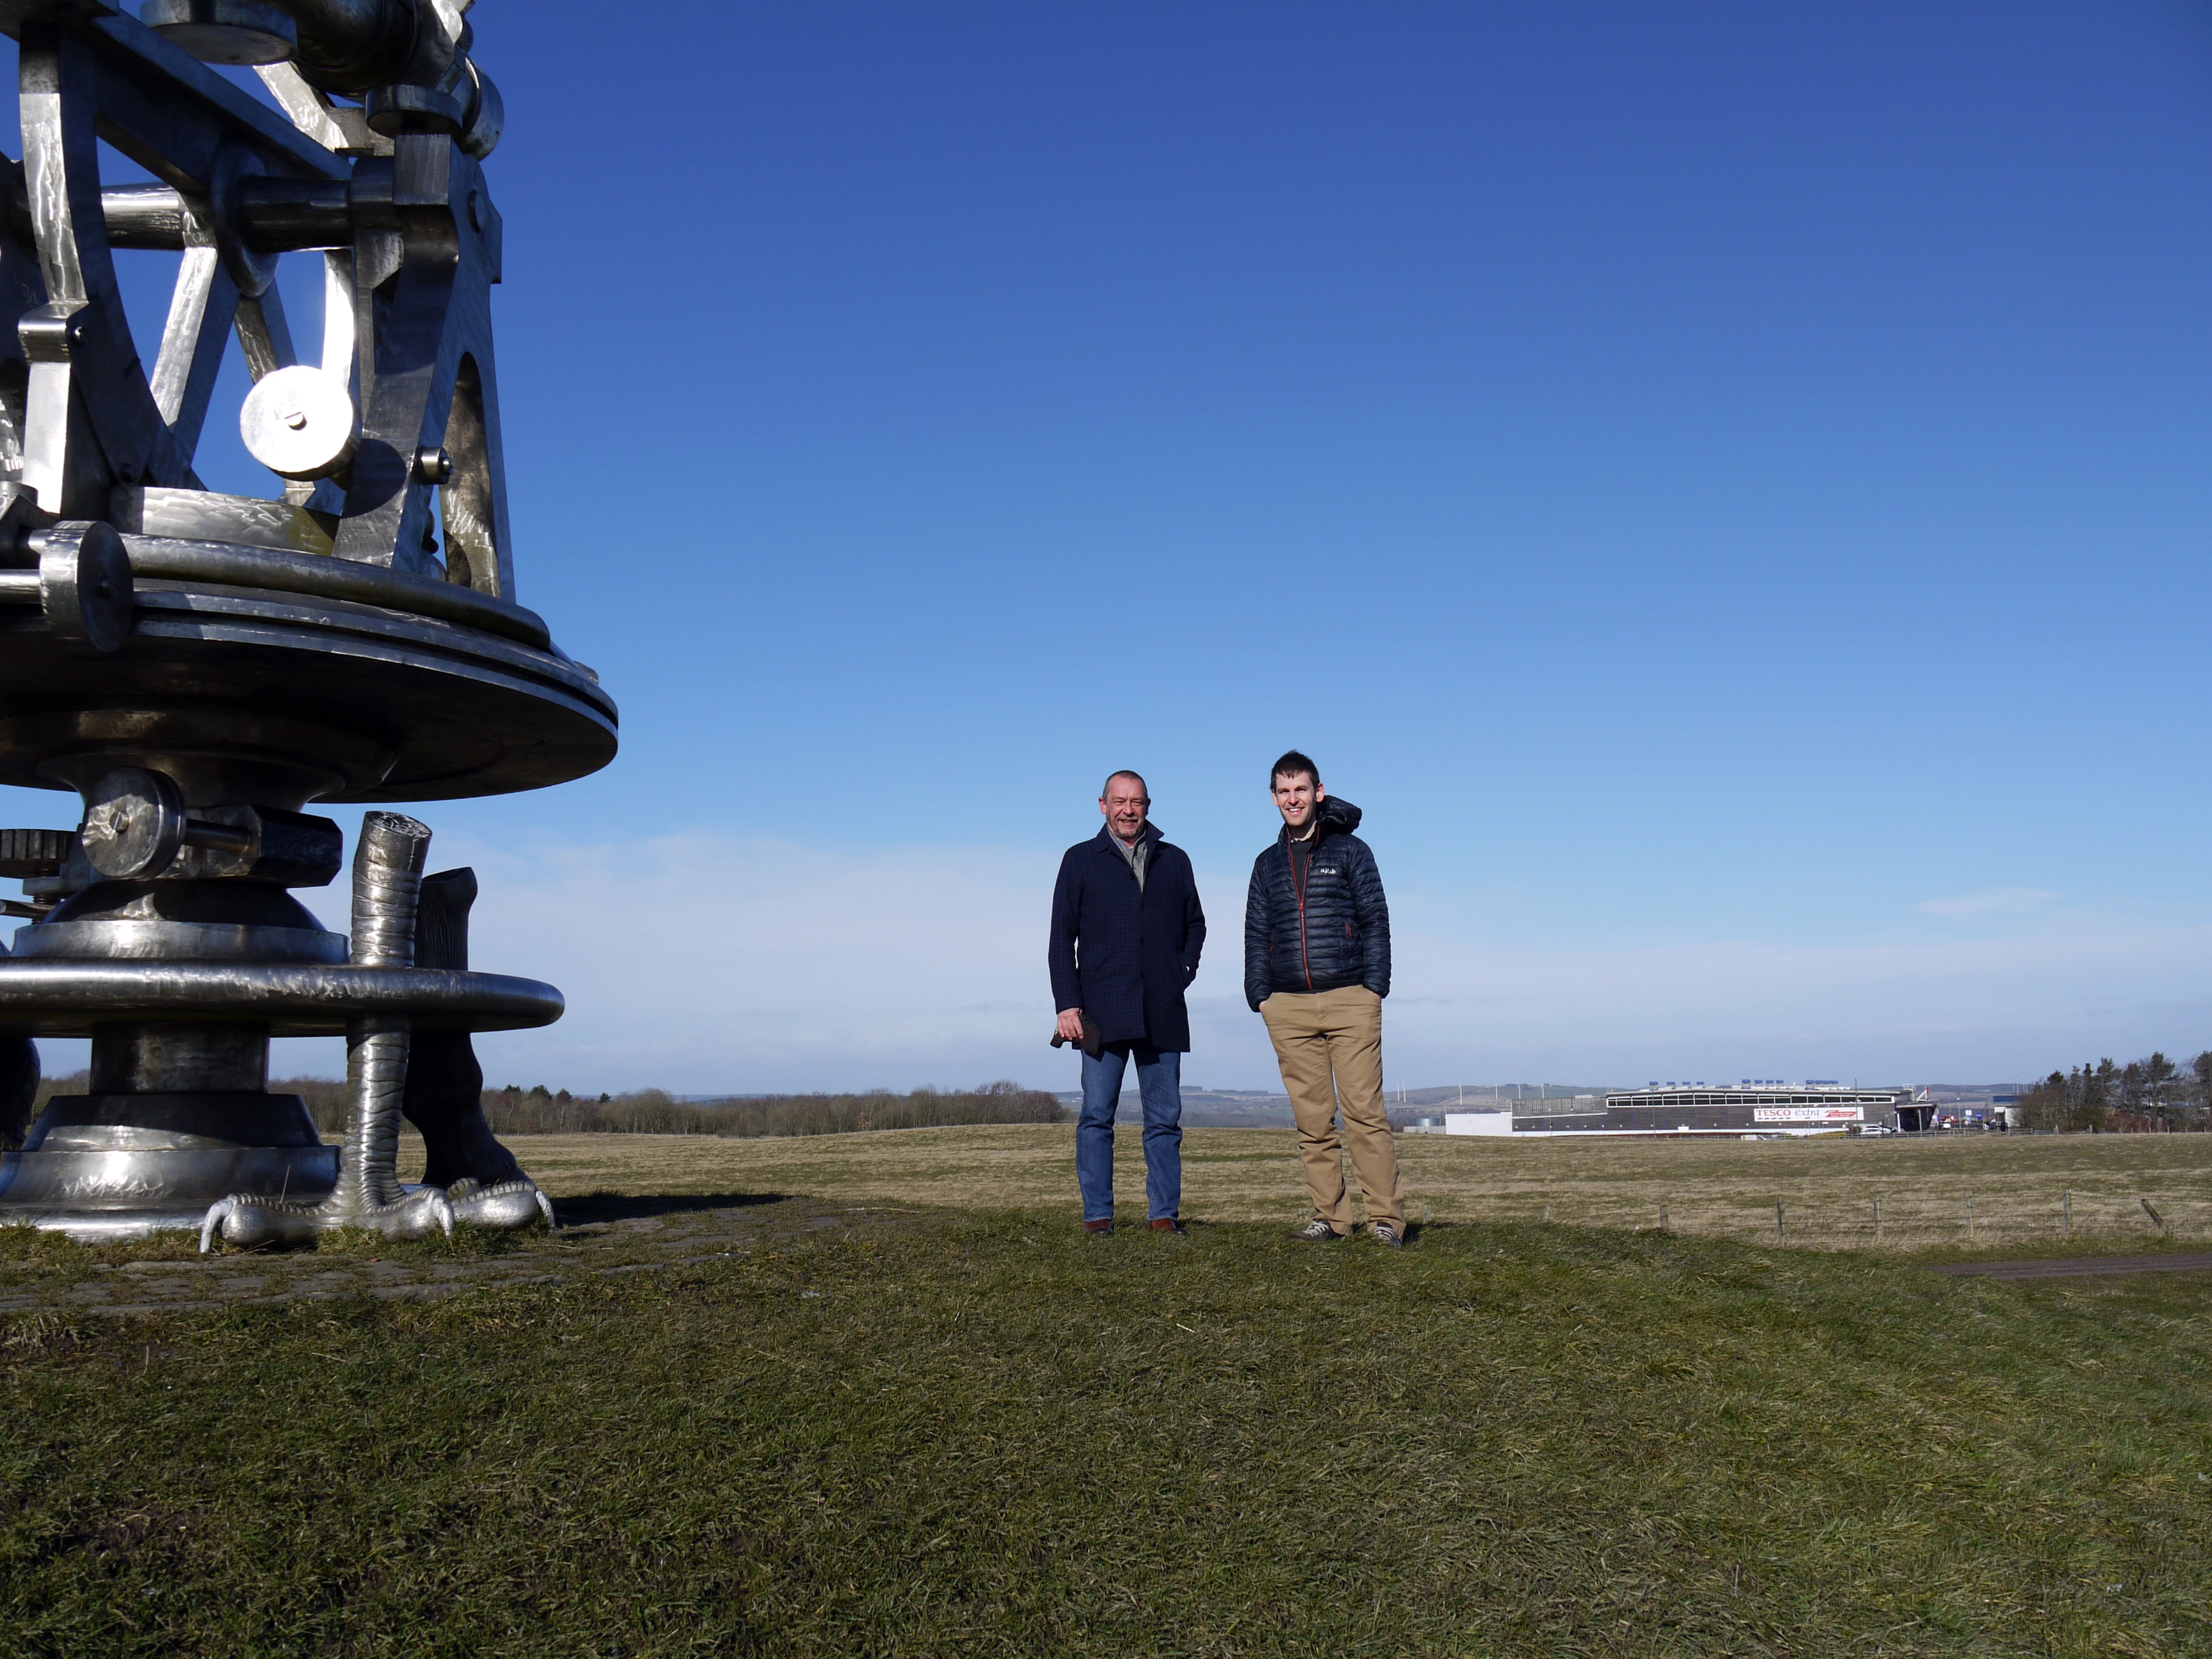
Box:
[1270,749,1321,789]
[1100,769,1149,801]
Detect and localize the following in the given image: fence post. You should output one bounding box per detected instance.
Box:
[1775,1199,1785,1244]
[1873,1193,1882,1244]
[2064,1190,2071,1235]
[2142,1197,2168,1236]
[1659,1201,1668,1233]
[1966,1193,1974,1244]
[1542,1203,1551,1223]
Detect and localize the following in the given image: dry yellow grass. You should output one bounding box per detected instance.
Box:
[410,1123,2212,1250]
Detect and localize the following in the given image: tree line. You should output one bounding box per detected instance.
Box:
[299,1077,1066,1139]
[2015,1053,2212,1133]
[4,1076,1068,1147]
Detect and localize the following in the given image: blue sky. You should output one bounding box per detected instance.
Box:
[6,1,2212,1091]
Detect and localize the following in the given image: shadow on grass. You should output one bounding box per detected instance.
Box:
[553,1191,792,1225]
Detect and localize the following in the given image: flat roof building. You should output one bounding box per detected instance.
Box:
[1446,1083,1907,1138]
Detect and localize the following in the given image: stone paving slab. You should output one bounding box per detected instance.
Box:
[0,1199,905,1319]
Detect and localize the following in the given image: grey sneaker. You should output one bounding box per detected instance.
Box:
[1290,1218,1345,1242]
[1369,1222,1405,1248]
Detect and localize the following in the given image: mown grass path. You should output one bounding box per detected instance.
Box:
[2,1201,2208,1656]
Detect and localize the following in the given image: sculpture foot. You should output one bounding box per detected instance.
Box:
[442,1176,555,1231]
[201,1186,455,1252]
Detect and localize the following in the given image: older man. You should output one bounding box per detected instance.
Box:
[1048,770,1207,1235]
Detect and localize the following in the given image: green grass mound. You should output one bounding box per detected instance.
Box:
[2,1209,2206,1656]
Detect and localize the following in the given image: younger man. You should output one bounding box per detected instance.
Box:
[1243,750,1406,1246]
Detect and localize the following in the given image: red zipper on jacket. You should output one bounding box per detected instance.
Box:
[1291,831,1314,990]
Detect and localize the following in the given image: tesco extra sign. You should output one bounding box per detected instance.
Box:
[1753,1105,1864,1123]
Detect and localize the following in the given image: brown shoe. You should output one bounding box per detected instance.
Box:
[1150,1218,1187,1235]
[1084,1219,1113,1236]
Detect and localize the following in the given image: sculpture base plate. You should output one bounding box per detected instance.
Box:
[0,1091,338,1238]
[0,1201,268,1241]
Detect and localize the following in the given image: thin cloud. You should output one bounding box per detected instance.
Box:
[1916,888,2059,918]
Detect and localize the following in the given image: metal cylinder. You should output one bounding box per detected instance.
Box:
[238,179,353,251]
[351,811,432,969]
[88,1022,270,1094]
[97,183,189,249]
[103,181,352,255]
[276,0,424,96]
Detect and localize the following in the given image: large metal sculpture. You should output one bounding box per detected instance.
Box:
[0,0,615,1241]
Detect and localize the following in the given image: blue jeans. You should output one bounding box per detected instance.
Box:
[1077,1042,1182,1223]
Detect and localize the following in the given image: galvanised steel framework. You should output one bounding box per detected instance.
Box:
[0,0,616,1242]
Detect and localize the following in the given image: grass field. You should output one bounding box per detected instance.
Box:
[471,1123,2212,1253]
[2,1128,2208,1655]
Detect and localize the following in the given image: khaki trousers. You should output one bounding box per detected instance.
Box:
[1260,985,1404,1233]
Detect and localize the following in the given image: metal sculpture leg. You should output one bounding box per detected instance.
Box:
[0,1035,38,1150]
[404,867,553,1229]
[203,813,454,1246]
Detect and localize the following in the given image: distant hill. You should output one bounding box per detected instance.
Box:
[1055,1088,1297,1127]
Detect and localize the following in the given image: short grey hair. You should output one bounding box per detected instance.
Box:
[1100,769,1149,802]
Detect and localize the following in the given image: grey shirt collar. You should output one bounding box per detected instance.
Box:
[1105,823,1149,890]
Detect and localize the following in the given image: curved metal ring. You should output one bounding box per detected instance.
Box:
[122,534,554,651]
[207,143,278,298]
[460,61,504,159]
[0,961,562,1038]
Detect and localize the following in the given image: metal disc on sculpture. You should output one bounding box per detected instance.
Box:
[0,588,615,804]
[79,767,191,879]
[240,364,359,479]
[139,0,298,65]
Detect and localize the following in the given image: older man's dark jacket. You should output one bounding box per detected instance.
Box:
[1243,796,1390,1011]
[1048,822,1206,1051]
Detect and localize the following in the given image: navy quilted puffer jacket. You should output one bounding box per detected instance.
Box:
[1243,796,1390,1010]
